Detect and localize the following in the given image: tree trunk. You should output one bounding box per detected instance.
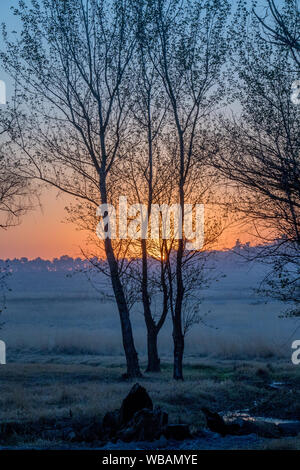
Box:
[100,175,141,378]
[104,237,142,378]
[173,151,185,381]
[146,328,161,372]
[141,235,164,373]
[173,327,184,380]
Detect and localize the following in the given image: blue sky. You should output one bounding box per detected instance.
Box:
[0,0,288,100]
[0,1,23,98]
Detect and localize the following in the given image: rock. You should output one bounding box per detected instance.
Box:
[78,422,103,442]
[61,426,78,441]
[226,414,300,438]
[241,420,280,438]
[120,383,153,425]
[102,385,167,443]
[115,425,136,442]
[153,435,168,448]
[202,408,240,436]
[224,417,282,438]
[102,384,154,439]
[117,407,168,442]
[102,409,121,439]
[164,424,191,441]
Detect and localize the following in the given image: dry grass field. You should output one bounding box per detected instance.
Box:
[0,357,299,449]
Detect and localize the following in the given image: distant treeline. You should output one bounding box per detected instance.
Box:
[0,241,275,273]
[0,256,88,272]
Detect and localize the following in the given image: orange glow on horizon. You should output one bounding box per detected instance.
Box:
[0,189,89,260]
[0,187,258,261]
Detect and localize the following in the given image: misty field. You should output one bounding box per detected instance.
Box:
[1,256,299,362]
[0,256,299,449]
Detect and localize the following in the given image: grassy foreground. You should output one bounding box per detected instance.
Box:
[0,357,299,449]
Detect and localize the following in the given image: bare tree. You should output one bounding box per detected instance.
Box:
[1,0,231,380]
[253,0,300,69]
[212,0,300,315]
[70,131,227,375]
[0,107,31,318]
[137,0,231,379]
[125,10,170,372]
[0,113,29,229]
[1,0,142,377]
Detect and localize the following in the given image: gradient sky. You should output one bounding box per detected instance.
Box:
[0,186,254,260]
[0,0,279,259]
[0,188,88,259]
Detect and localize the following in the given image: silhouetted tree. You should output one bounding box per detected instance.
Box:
[212,0,300,315]
[0,114,29,229]
[136,0,231,379]
[1,0,142,377]
[253,0,299,69]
